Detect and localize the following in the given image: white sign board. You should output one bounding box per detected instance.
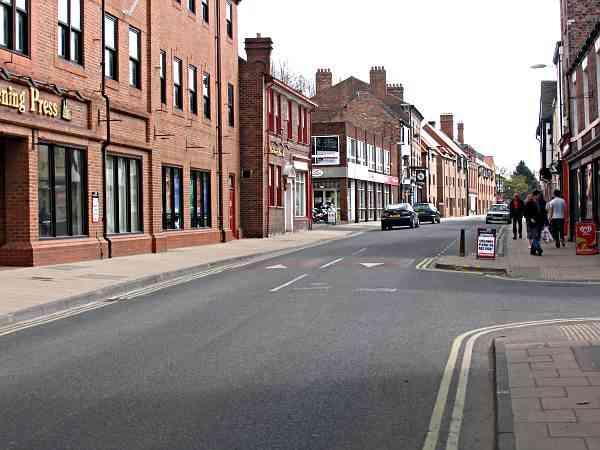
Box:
[92,192,100,223]
[477,229,497,259]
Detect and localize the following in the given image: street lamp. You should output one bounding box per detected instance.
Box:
[530,64,549,69]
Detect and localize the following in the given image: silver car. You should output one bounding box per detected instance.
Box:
[486,204,511,224]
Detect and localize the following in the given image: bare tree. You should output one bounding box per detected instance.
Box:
[271,59,316,97]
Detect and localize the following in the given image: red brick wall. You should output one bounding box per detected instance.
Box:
[561,0,600,69]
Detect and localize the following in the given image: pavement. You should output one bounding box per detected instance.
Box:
[0,229,357,325]
[434,221,600,282]
[494,321,600,450]
[1,217,600,450]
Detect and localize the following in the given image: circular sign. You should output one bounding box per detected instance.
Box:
[312,168,324,177]
[416,171,426,182]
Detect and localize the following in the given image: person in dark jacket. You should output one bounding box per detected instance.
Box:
[524,191,544,256]
[538,192,549,228]
[509,193,524,239]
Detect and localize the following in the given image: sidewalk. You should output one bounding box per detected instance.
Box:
[0,229,356,325]
[435,227,600,282]
[494,322,600,450]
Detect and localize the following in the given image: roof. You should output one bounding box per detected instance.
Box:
[567,21,600,75]
[423,123,467,158]
[267,76,318,108]
[539,81,557,121]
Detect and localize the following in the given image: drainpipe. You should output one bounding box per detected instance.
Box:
[101,0,112,258]
[215,0,226,243]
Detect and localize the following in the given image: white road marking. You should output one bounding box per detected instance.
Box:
[319,257,344,269]
[266,264,288,270]
[421,317,600,450]
[355,288,397,293]
[352,247,367,256]
[269,274,308,292]
[360,262,384,268]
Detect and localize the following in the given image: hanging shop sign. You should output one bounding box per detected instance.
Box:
[415,168,427,185]
[576,222,598,256]
[477,227,497,259]
[0,85,72,121]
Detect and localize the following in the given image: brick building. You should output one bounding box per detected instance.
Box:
[0,0,241,266]
[239,36,316,237]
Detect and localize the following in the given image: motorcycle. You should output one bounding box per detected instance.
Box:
[313,203,336,224]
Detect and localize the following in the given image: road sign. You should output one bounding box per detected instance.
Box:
[477,227,497,259]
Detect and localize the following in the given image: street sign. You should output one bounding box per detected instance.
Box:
[477,227,497,259]
[576,222,598,256]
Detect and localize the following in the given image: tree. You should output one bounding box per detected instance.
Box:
[271,59,316,97]
[503,175,529,200]
[513,161,540,193]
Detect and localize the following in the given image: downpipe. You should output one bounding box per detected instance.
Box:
[101,0,112,258]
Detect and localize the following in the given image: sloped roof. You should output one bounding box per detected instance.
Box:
[423,123,467,158]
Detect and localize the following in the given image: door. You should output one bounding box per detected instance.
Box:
[228,174,237,239]
[285,179,293,232]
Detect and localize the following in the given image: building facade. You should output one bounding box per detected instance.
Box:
[239,36,315,237]
[0,0,241,266]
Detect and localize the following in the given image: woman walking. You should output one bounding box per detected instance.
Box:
[524,191,543,256]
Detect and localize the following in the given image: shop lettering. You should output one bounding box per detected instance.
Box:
[0,85,70,120]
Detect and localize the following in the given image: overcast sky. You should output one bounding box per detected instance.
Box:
[238,0,560,174]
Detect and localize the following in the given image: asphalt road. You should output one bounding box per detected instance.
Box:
[1,218,599,450]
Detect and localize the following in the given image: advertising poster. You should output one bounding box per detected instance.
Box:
[477,228,497,259]
[576,222,598,256]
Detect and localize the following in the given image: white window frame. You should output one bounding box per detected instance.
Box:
[384,149,390,175]
[294,171,306,217]
[572,72,579,136]
[376,147,383,173]
[368,144,375,170]
[583,57,590,127]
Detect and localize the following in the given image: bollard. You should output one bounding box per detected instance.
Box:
[460,229,466,257]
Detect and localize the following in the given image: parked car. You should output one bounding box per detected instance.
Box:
[381,203,420,230]
[413,203,441,224]
[485,203,511,224]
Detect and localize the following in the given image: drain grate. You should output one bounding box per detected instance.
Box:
[559,323,600,342]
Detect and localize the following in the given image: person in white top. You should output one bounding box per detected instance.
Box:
[547,189,566,248]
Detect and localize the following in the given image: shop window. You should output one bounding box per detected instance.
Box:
[227,83,234,127]
[190,170,211,228]
[159,50,167,105]
[58,0,82,64]
[106,155,141,234]
[38,144,86,238]
[128,27,141,88]
[202,72,211,119]
[104,14,117,80]
[188,65,198,115]
[294,171,306,217]
[225,1,233,39]
[0,0,27,54]
[162,166,183,230]
[201,0,208,22]
[173,57,183,109]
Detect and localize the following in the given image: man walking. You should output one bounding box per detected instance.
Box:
[547,189,566,248]
[509,193,524,239]
[525,191,544,256]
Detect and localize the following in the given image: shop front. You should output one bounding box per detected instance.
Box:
[568,158,599,242]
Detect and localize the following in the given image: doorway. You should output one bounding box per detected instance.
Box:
[285,179,293,232]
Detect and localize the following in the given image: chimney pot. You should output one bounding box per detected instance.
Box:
[244,36,274,74]
[316,68,333,95]
[457,122,465,144]
[369,65,387,100]
[440,113,455,140]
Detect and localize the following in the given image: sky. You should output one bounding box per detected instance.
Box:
[238,0,561,175]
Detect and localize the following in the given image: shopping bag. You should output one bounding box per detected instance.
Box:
[542,226,553,243]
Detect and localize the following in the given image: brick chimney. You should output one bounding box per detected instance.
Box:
[244,34,273,74]
[316,68,332,95]
[440,113,454,140]
[369,66,387,100]
[387,83,404,101]
[457,122,464,144]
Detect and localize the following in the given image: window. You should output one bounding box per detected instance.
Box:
[368,144,375,170]
[583,60,590,127]
[188,0,195,13]
[58,0,82,64]
[162,166,183,230]
[303,109,308,144]
[201,0,209,22]
[202,72,211,119]
[190,170,211,228]
[128,27,141,88]
[38,144,86,238]
[0,0,27,54]
[294,172,307,217]
[267,89,274,131]
[173,57,183,109]
[347,138,357,163]
[106,155,141,234]
[297,105,302,142]
[312,136,340,165]
[287,100,293,139]
[376,147,383,172]
[276,93,282,134]
[268,164,275,206]
[276,166,282,206]
[159,50,167,104]
[571,73,579,135]
[104,14,117,79]
[357,141,365,165]
[384,149,391,174]
[227,83,234,127]
[225,1,233,39]
[188,65,197,114]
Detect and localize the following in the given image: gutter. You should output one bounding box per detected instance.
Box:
[101,0,112,258]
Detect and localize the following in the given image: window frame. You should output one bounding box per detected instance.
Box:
[57,0,82,64]
[106,154,143,235]
[159,50,167,105]
[202,72,211,120]
[162,166,184,231]
[0,0,29,56]
[294,171,307,217]
[287,100,293,139]
[173,57,183,110]
[276,166,282,206]
[37,143,88,239]
[201,0,209,22]
[225,1,233,39]
[268,164,275,206]
[227,82,234,127]
[188,65,198,115]
[188,0,196,14]
[190,170,212,228]
[104,13,118,80]
[128,26,141,88]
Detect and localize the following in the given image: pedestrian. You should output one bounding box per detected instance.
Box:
[547,189,567,248]
[509,193,524,240]
[524,191,543,256]
[538,192,549,228]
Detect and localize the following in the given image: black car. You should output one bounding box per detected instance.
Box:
[413,203,441,224]
[381,203,420,230]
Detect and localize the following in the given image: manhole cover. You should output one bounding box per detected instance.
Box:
[573,346,600,371]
